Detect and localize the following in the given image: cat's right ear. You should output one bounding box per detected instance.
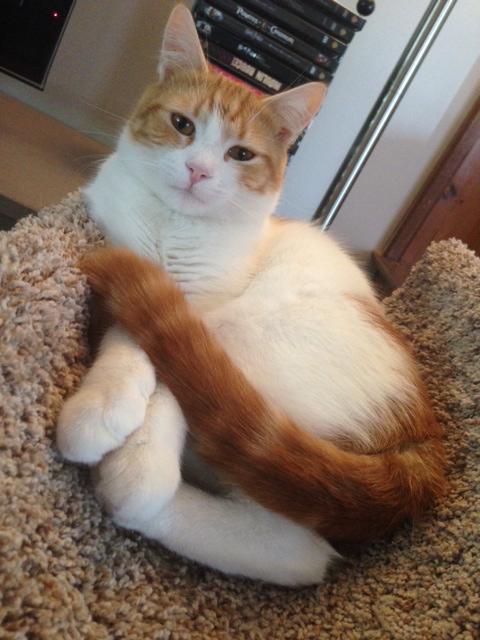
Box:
[263,82,327,145]
[158,4,208,82]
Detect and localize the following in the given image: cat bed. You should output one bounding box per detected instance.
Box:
[1,191,478,639]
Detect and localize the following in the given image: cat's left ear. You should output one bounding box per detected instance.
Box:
[158,4,208,82]
[263,82,327,145]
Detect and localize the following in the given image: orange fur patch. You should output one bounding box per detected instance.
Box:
[81,248,447,544]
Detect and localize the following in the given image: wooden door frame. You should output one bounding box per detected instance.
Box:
[373,93,480,290]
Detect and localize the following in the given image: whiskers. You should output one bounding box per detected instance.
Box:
[229,198,260,221]
[79,98,130,126]
[133,158,168,172]
[276,193,315,221]
[78,130,119,145]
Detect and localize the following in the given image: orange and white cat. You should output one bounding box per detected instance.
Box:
[57,5,445,586]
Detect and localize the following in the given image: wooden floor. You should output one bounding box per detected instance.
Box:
[0,92,110,224]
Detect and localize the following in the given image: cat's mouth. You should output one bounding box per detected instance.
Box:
[172,185,207,205]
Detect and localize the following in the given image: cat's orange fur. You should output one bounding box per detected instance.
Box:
[81,248,446,544]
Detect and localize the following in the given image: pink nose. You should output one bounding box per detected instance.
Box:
[186,161,211,185]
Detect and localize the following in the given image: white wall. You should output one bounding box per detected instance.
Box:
[329,0,480,254]
[280,0,480,254]
[279,0,432,222]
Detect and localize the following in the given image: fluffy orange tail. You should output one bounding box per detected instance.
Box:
[81,248,446,543]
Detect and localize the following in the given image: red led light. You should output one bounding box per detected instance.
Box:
[52,11,59,18]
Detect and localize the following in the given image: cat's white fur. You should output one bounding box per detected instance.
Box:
[57,6,414,586]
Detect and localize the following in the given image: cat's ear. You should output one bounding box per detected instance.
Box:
[158,4,208,82]
[263,83,327,144]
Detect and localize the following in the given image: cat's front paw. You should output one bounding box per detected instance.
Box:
[57,382,149,464]
[93,432,181,526]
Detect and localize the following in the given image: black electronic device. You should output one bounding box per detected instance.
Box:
[0,0,76,88]
[196,4,333,82]
[206,0,339,70]
[191,0,373,155]
[275,0,355,43]
[242,0,347,56]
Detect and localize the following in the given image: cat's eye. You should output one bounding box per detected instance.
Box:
[227,146,255,162]
[171,113,195,137]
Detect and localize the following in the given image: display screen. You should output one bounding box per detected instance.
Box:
[0,0,76,89]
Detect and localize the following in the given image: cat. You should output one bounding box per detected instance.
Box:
[57,5,446,586]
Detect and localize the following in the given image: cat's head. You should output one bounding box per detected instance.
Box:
[121,4,326,220]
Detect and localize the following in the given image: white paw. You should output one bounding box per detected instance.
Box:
[57,382,149,464]
[93,434,181,526]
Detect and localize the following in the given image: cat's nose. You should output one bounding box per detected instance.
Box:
[186,161,212,185]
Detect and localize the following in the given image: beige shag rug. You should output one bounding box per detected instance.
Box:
[1,192,479,640]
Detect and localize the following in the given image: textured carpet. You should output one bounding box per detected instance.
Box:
[1,192,479,640]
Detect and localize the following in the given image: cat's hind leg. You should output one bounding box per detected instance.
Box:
[94,385,186,522]
[112,482,339,587]
[92,384,337,586]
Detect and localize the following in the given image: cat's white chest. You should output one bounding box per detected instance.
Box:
[86,155,230,299]
[156,221,215,294]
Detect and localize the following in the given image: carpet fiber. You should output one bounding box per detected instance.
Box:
[1,193,479,639]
